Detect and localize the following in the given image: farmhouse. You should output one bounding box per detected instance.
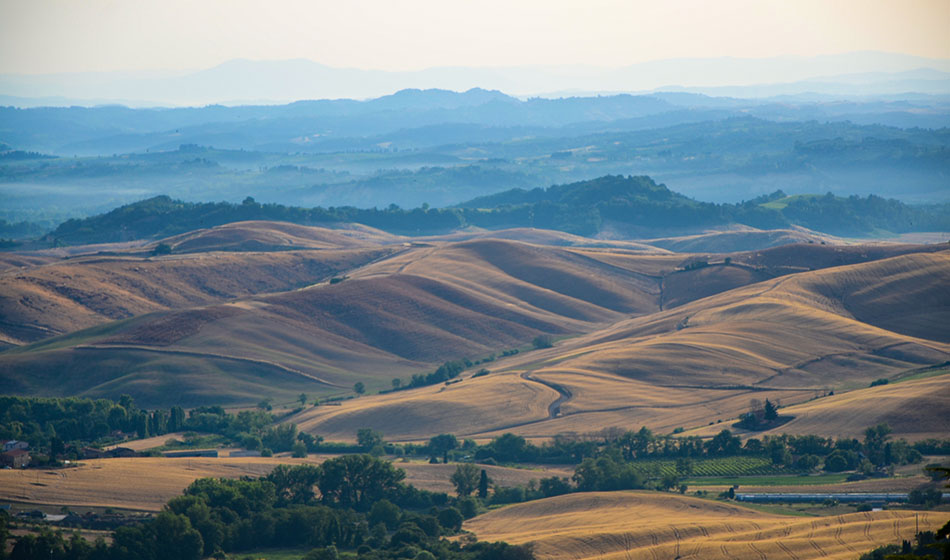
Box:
[1,440,29,452]
[1,449,31,468]
[82,447,108,459]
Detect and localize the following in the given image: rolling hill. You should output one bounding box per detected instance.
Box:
[464,491,950,560]
[287,249,950,441]
[0,215,947,441]
[0,241,398,346]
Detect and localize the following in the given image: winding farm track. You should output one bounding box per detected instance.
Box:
[520,371,573,418]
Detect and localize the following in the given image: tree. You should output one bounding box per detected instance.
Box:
[317,454,405,511]
[353,382,365,395]
[437,507,463,532]
[532,335,553,349]
[291,441,307,458]
[298,393,307,406]
[368,499,401,530]
[539,476,571,497]
[451,463,481,497]
[478,469,490,499]
[357,428,383,451]
[169,406,185,432]
[429,434,458,464]
[152,511,204,560]
[152,243,172,256]
[265,464,321,505]
[391,378,402,390]
[492,433,528,462]
[763,399,778,422]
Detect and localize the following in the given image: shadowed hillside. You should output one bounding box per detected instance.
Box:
[0,246,397,345]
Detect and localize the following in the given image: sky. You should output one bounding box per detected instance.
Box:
[1,0,949,75]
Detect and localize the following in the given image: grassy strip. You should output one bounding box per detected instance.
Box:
[685,473,851,486]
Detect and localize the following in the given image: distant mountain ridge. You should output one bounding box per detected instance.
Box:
[2,52,950,106]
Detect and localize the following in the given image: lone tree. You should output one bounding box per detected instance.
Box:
[353,382,365,395]
[478,469,490,499]
[763,399,778,422]
[429,433,458,464]
[298,393,307,406]
[450,463,481,497]
[532,334,554,349]
[357,428,383,451]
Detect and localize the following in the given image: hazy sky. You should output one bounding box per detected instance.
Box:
[1,0,949,74]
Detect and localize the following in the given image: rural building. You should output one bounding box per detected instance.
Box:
[1,449,31,468]
[229,450,262,457]
[1,440,29,452]
[109,447,136,458]
[163,449,219,458]
[82,447,109,459]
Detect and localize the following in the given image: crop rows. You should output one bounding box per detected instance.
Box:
[629,456,787,478]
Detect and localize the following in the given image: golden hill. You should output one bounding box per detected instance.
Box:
[0,247,396,345]
[0,239,683,405]
[464,491,950,560]
[289,250,950,441]
[156,220,400,253]
[0,456,570,512]
[1,229,946,419]
[642,226,840,253]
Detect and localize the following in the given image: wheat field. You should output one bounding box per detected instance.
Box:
[465,491,950,560]
[0,456,569,511]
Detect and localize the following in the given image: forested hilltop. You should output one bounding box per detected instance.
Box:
[46,175,950,245]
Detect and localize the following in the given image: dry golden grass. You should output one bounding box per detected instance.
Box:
[464,491,950,560]
[0,247,395,344]
[292,374,556,441]
[752,375,950,441]
[291,250,950,441]
[0,456,568,512]
[158,220,399,253]
[424,228,667,252]
[104,433,188,451]
[642,226,840,253]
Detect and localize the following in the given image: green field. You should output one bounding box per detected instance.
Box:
[630,456,790,478]
[685,473,852,486]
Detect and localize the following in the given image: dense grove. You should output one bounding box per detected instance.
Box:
[44,175,950,244]
[2,456,535,560]
[0,396,273,460]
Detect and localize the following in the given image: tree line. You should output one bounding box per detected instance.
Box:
[44,175,949,245]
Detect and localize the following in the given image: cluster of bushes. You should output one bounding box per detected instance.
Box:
[5,455,535,560]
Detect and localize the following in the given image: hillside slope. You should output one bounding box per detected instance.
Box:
[464,491,950,560]
[289,250,950,441]
[0,239,679,406]
[0,246,396,345]
[1,236,946,419]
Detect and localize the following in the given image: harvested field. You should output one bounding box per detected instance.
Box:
[0,456,569,512]
[464,491,950,560]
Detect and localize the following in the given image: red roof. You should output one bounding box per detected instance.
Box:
[3,449,29,457]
